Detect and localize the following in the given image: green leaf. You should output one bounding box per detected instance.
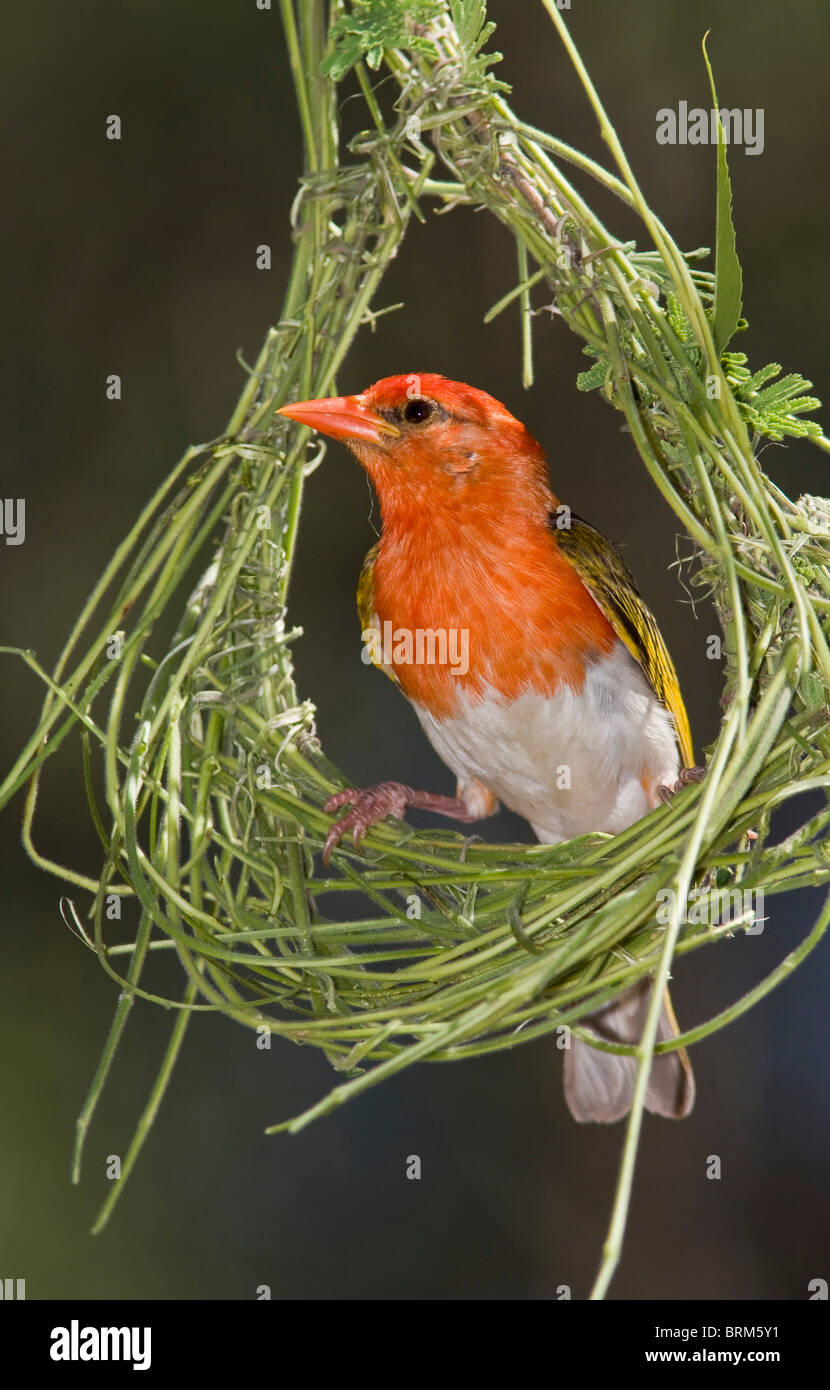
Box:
[702,32,743,354]
[798,671,826,711]
[448,0,505,87]
[723,353,824,442]
[449,0,486,49]
[576,355,609,392]
[322,0,443,82]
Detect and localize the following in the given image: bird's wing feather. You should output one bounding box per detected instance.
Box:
[553,513,694,766]
[356,542,399,684]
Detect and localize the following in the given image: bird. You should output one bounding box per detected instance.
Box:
[278,372,700,1123]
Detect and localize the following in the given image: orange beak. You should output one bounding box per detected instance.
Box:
[277,394,400,444]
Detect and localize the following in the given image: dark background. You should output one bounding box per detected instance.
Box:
[3,0,829,1299]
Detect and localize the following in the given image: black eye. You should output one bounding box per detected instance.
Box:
[402,398,434,424]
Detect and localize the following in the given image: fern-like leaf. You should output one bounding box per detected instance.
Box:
[322,0,443,81]
[723,352,823,442]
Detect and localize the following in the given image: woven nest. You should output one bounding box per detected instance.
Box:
[28,406,830,1141]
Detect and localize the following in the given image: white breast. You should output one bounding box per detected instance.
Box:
[413,642,680,844]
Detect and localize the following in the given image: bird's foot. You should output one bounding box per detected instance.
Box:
[657,765,706,805]
[322,781,478,864]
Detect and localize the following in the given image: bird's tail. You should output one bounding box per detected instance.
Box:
[562,979,695,1123]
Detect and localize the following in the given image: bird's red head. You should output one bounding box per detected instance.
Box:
[278,373,617,711]
[277,373,553,524]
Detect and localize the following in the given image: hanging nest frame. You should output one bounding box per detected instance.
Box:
[4,3,830,1286]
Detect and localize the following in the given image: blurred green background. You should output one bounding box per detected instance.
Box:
[3,0,829,1299]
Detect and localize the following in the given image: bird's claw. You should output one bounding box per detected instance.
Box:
[657,765,706,805]
[322,781,415,864]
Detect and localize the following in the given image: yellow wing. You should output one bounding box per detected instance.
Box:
[356,542,398,684]
[553,513,694,767]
